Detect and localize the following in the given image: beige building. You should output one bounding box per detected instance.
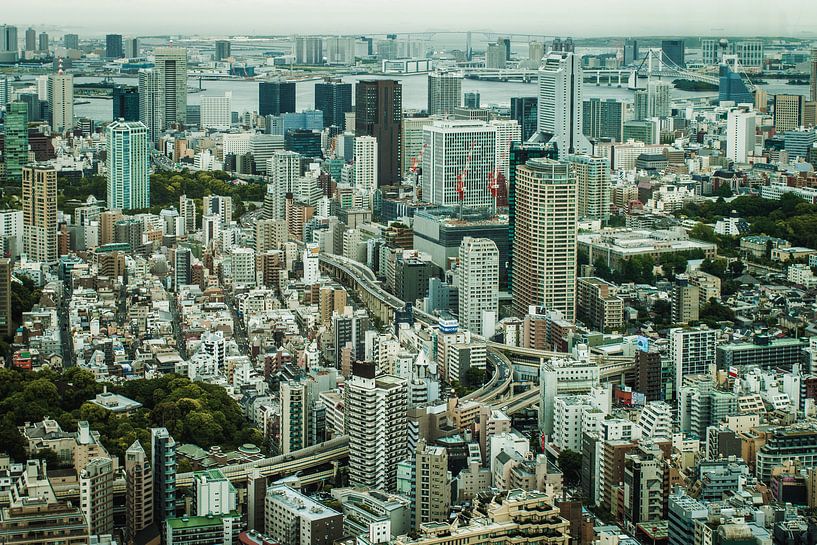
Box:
[255,218,288,253]
[576,277,624,332]
[22,164,58,263]
[415,440,450,530]
[79,457,114,536]
[672,275,700,325]
[125,440,153,542]
[774,94,803,132]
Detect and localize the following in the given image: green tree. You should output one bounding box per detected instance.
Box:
[699,258,727,278]
[558,449,583,488]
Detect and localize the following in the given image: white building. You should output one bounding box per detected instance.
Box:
[48,71,74,133]
[193,469,236,516]
[230,247,256,287]
[267,150,301,220]
[0,209,23,256]
[421,120,497,208]
[539,350,600,434]
[568,154,610,222]
[303,243,320,284]
[553,394,595,452]
[647,80,671,118]
[353,136,378,193]
[726,109,756,164]
[638,401,673,441]
[106,120,150,211]
[427,71,462,116]
[537,52,591,159]
[489,119,522,179]
[457,237,499,337]
[669,326,718,393]
[200,92,232,130]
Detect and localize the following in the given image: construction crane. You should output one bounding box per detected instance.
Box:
[488,140,512,215]
[456,140,477,220]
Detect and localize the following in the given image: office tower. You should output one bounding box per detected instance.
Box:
[491,118,522,179]
[214,39,231,61]
[353,136,378,192]
[106,120,150,211]
[25,28,36,52]
[512,158,577,319]
[106,34,123,58]
[414,440,450,529]
[22,165,57,264]
[3,102,29,184]
[811,48,817,103]
[155,46,188,128]
[200,92,232,130]
[583,98,623,141]
[138,68,160,142]
[732,40,763,68]
[113,85,139,121]
[315,80,352,128]
[280,380,308,454]
[421,120,496,208]
[701,38,718,65]
[48,69,74,133]
[346,363,408,490]
[295,36,323,64]
[647,80,671,118]
[193,469,236,516]
[125,441,153,543]
[79,457,114,536]
[401,117,433,175]
[537,52,591,159]
[569,154,610,222]
[38,33,48,53]
[355,79,402,185]
[661,39,685,67]
[151,427,177,522]
[511,96,537,141]
[623,39,639,66]
[64,33,79,50]
[285,129,322,158]
[775,94,804,132]
[726,109,756,163]
[0,25,18,62]
[634,90,649,121]
[672,275,700,324]
[486,42,506,69]
[124,37,139,58]
[259,80,296,116]
[174,247,192,289]
[0,259,10,336]
[464,91,480,109]
[427,71,463,116]
[669,326,717,394]
[528,41,545,64]
[458,237,499,337]
[718,62,754,105]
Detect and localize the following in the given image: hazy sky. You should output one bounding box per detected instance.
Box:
[4,0,816,37]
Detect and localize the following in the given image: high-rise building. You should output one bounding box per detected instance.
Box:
[295,36,323,65]
[774,94,804,132]
[669,326,717,395]
[568,154,610,222]
[314,80,352,129]
[106,34,123,59]
[79,457,114,536]
[174,247,192,289]
[458,237,499,337]
[672,275,700,325]
[154,46,188,128]
[0,25,19,62]
[179,194,196,234]
[25,28,36,52]
[3,102,29,184]
[38,33,48,53]
[647,80,671,118]
[113,85,139,121]
[124,37,139,58]
[661,39,685,67]
[583,98,623,141]
[280,380,308,454]
[726,109,756,163]
[106,120,150,211]
[401,117,434,175]
[125,440,153,543]
[64,33,79,51]
[811,48,817,103]
[512,158,577,319]
[537,52,591,159]
[718,61,754,106]
[138,68,160,142]
[510,96,538,141]
[48,69,74,133]
[0,259,11,337]
[623,39,639,66]
[22,165,57,263]
[427,71,463,116]
[353,135,378,193]
[346,363,408,491]
[193,469,236,516]
[200,92,232,130]
[490,118,522,179]
[421,120,497,208]
[414,440,450,529]
[732,40,764,68]
[214,39,231,61]
[528,41,545,64]
[259,80,296,117]
[464,91,480,109]
[355,79,402,185]
[701,38,719,65]
[485,42,506,69]
[203,195,233,226]
[267,150,301,220]
[151,427,177,522]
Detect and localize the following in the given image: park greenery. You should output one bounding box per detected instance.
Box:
[0,368,264,463]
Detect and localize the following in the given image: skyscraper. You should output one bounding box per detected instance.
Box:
[353,135,378,192]
[512,158,577,319]
[25,28,36,52]
[280,380,308,454]
[464,91,480,109]
[647,80,671,118]
[346,363,407,491]
[200,92,232,130]
[124,37,139,58]
[125,440,154,543]
[701,38,718,65]
[138,69,160,142]
[583,98,623,141]
[214,39,231,61]
[174,247,192,289]
[568,154,611,222]
[38,33,48,53]
[0,259,11,337]
[774,94,804,132]
[295,36,323,65]
[259,80,296,117]
[510,96,538,141]
[427,71,463,116]
[151,427,177,522]
[537,52,591,159]
[529,41,545,64]
[113,85,139,121]
[0,25,18,62]
[64,33,79,51]
[810,48,817,103]
[154,46,188,128]
[48,69,74,133]
[355,79,402,185]
[726,109,756,164]
[661,39,686,67]
[22,164,58,263]
[106,120,150,211]
[3,102,29,184]
[623,39,639,66]
[314,79,352,128]
[458,237,499,337]
[106,34,123,59]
